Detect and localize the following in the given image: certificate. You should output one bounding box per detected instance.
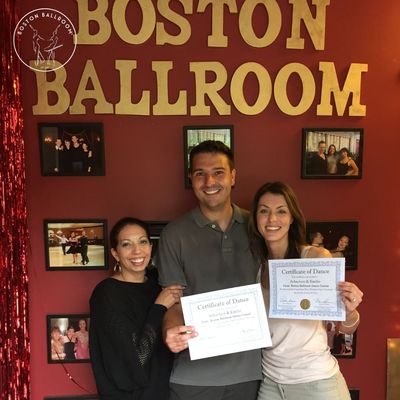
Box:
[268,258,346,321]
[181,284,272,360]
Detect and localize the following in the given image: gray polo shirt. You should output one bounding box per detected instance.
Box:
[157,204,261,386]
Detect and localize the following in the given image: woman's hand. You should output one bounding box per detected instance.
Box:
[338,281,363,313]
[155,285,183,309]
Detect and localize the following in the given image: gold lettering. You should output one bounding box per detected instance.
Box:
[32,61,70,115]
[70,60,114,114]
[75,0,111,45]
[317,62,368,116]
[189,61,231,115]
[286,0,330,50]
[112,0,156,44]
[239,0,281,47]
[115,60,150,115]
[231,62,272,115]
[197,0,238,47]
[274,62,315,115]
[152,61,187,115]
[156,0,192,45]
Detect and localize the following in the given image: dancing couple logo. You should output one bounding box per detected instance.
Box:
[13,8,77,72]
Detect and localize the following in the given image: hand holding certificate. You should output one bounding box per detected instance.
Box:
[268,258,346,321]
[181,284,272,360]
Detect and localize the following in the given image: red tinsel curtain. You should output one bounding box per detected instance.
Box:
[0,0,30,399]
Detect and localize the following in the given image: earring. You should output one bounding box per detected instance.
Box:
[113,261,120,272]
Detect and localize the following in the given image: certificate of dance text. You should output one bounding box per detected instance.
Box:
[181,284,272,360]
[268,258,346,321]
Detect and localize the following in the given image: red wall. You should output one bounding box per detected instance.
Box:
[19,1,400,399]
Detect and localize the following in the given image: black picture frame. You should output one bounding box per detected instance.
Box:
[46,314,90,364]
[301,128,363,179]
[306,221,358,270]
[325,321,357,359]
[44,396,98,400]
[39,122,105,176]
[183,125,234,188]
[349,388,360,400]
[44,219,108,271]
[147,221,168,267]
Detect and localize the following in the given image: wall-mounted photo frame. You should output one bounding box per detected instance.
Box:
[47,314,90,363]
[183,125,234,188]
[44,219,108,271]
[39,122,105,176]
[349,388,360,400]
[147,221,168,267]
[44,396,98,400]
[301,128,363,179]
[306,221,358,270]
[325,321,357,359]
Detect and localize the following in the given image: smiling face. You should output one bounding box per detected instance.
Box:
[190,152,236,214]
[337,235,349,250]
[256,192,293,247]
[328,145,336,155]
[111,224,152,278]
[78,319,87,331]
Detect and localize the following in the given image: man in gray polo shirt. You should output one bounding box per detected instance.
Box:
[157,140,261,400]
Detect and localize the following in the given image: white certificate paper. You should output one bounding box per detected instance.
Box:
[268,258,346,321]
[181,284,272,360]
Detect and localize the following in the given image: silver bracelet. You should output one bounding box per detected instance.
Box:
[341,312,360,328]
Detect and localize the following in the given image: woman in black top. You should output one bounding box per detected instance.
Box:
[90,217,183,400]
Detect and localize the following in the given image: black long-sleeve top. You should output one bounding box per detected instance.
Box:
[89,268,172,400]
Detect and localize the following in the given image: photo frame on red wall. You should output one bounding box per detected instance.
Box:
[183,125,234,188]
[39,122,105,176]
[146,221,168,267]
[301,128,363,179]
[306,221,358,270]
[44,219,108,271]
[325,321,357,359]
[46,314,90,364]
[44,396,98,400]
[349,388,360,400]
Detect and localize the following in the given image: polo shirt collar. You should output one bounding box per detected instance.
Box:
[192,204,246,228]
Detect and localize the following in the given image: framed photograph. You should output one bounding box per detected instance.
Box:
[44,219,108,271]
[39,122,105,176]
[147,221,168,267]
[325,321,357,359]
[301,128,363,179]
[306,221,358,270]
[44,396,98,400]
[47,314,90,363]
[183,125,233,188]
[349,388,360,400]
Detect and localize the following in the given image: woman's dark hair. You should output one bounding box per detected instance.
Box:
[109,217,150,250]
[328,144,336,154]
[189,140,234,172]
[248,181,307,263]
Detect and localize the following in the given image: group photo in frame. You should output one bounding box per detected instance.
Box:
[325,321,357,359]
[39,122,105,176]
[183,125,233,188]
[301,128,363,179]
[47,314,90,363]
[306,221,358,270]
[147,221,168,267]
[44,219,108,271]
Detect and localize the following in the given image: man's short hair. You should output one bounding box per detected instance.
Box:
[189,140,234,172]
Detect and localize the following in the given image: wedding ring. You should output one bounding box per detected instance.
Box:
[352,297,356,303]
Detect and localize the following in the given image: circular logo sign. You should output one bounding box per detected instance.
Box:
[13,8,77,72]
